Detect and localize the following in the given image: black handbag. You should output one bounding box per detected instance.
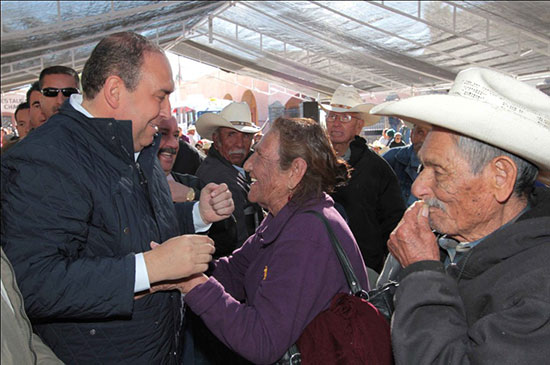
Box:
[365,280,398,323]
[277,211,392,365]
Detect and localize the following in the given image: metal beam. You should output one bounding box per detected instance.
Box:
[1,3,222,60]
[310,1,492,70]
[211,16,407,89]
[1,1,220,41]
[367,1,550,58]
[191,24,409,91]
[236,2,452,83]
[442,1,550,46]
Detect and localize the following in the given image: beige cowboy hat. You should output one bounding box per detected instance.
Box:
[320,84,381,126]
[196,102,261,140]
[370,67,550,184]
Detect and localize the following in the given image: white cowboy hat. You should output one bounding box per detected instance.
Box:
[371,67,550,184]
[196,102,261,140]
[320,84,381,126]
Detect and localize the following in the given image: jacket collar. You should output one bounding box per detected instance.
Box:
[348,136,369,166]
[453,187,550,279]
[392,144,418,166]
[58,100,160,164]
[254,193,333,246]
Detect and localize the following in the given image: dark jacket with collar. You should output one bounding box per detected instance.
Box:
[392,187,550,364]
[196,146,263,251]
[1,101,193,364]
[331,136,405,272]
[382,144,421,206]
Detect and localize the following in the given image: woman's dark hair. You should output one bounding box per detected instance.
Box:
[81,32,163,99]
[271,117,350,205]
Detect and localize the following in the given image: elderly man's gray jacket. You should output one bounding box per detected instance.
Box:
[1,101,194,363]
[391,186,550,364]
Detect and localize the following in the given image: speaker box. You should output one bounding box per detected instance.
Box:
[300,101,319,123]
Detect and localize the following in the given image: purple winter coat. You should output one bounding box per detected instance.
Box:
[184,193,369,364]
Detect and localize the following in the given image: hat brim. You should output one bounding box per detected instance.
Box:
[196,113,261,140]
[320,103,381,126]
[371,94,550,183]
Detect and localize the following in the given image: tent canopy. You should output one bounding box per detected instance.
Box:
[2,1,549,99]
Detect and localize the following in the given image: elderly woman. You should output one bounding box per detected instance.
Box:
[178,117,369,364]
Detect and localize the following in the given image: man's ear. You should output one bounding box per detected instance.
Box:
[212,132,220,148]
[288,157,307,189]
[102,75,123,110]
[490,156,518,203]
[354,117,364,136]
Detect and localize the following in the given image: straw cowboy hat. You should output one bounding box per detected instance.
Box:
[196,102,261,140]
[320,84,381,126]
[371,67,550,184]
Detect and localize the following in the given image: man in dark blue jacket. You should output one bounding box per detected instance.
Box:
[383,122,431,206]
[1,32,234,364]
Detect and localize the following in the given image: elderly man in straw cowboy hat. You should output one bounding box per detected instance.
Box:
[371,67,550,364]
[196,101,264,254]
[322,84,405,274]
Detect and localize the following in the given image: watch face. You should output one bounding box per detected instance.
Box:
[186,189,195,201]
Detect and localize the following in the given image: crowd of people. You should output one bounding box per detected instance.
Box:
[1,31,549,365]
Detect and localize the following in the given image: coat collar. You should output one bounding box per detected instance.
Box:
[254,193,333,246]
[58,100,160,164]
[453,187,550,280]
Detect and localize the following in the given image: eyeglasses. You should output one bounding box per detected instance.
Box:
[41,87,80,98]
[326,113,361,124]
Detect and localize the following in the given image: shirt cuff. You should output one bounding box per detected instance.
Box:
[134,253,151,293]
[193,201,212,233]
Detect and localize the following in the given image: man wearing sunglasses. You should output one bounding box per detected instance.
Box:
[322,85,405,275]
[38,65,80,121]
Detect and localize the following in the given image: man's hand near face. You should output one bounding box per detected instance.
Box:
[387,201,439,267]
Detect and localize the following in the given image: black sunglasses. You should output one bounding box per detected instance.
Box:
[41,87,80,98]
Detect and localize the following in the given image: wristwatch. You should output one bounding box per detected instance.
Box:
[186,189,196,201]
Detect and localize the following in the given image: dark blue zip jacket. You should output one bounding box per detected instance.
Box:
[1,100,194,364]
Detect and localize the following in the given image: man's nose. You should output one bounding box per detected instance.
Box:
[57,93,67,105]
[159,98,171,119]
[243,153,254,172]
[166,134,179,150]
[235,134,245,147]
[411,168,431,199]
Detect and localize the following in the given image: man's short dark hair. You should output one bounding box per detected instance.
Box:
[38,66,80,90]
[81,32,164,100]
[26,81,41,104]
[14,102,30,121]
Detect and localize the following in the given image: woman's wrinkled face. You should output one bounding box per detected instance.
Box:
[244,130,291,215]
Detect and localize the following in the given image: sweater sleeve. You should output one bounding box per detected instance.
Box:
[392,264,550,364]
[1,144,135,320]
[184,232,345,364]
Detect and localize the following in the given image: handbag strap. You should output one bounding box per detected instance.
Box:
[305,210,365,297]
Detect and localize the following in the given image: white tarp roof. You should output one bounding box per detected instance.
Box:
[2,1,549,99]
